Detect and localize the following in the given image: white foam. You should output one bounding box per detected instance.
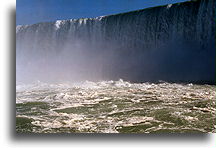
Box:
[55,20,66,30]
[167,4,172,9]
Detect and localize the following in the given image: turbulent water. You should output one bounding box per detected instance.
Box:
[16,0,216,133]
[16,80,216,133]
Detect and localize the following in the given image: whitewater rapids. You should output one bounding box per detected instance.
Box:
[16,80,216,133]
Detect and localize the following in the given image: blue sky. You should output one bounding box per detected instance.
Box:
[16,0,188,25]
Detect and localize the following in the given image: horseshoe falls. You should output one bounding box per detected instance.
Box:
[16,0,215,84]
[16,0,216,133]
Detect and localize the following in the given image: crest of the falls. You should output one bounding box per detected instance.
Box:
[16,0,215,84]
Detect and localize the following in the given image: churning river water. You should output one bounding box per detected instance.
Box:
[16,80,216,133]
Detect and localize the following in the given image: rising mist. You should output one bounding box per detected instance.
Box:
[16,0,215,84]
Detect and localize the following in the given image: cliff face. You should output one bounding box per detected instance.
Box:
[16,0,216,83]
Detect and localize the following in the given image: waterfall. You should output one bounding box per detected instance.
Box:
[16,0,216,84]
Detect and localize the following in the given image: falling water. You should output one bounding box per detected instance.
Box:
[16,0,216,133]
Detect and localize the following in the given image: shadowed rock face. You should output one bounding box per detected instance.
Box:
[16,0,215,84]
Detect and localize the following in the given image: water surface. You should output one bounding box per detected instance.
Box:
[16,80,216,133]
